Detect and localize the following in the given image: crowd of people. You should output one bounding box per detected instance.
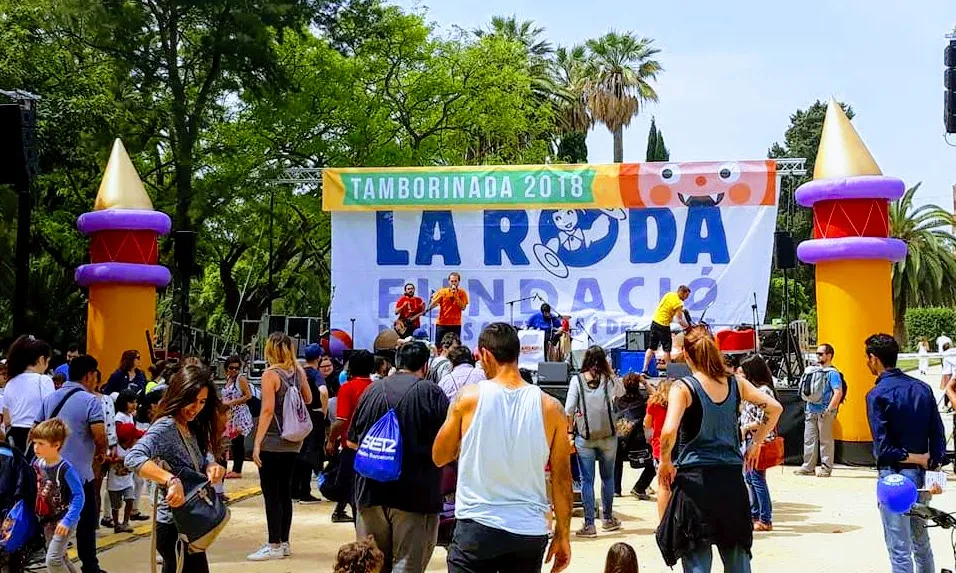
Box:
[0,310,946,573]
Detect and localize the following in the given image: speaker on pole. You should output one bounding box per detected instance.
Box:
[0,99,38,335]
[945,39,956,134]
[774,231,797,270]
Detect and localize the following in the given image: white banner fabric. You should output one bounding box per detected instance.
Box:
[331,205,778,350]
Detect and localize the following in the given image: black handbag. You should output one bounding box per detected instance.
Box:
[151,428,230,573]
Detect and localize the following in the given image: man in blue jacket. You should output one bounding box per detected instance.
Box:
[865,333,946,573]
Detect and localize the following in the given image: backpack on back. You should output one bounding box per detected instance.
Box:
[33,461,69,524]
[354,381,420,482]
[275,369,313,443]
[799,366,836,404]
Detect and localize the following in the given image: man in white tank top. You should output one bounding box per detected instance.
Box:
[433,323,572,573]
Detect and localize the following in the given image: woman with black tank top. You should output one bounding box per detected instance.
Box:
[655,326,781,572]
[247,333,313,562]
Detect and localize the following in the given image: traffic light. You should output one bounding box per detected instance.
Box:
[946,39,956,134]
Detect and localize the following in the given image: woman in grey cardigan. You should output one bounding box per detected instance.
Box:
[126,366,225,573]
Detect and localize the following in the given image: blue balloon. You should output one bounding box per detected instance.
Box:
[877,473,918,514]
[339,370,348,385]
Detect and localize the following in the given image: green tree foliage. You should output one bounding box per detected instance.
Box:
[645,117,670,161]
[0,0,586,348]
[904,307,956,350]
[585,32,662,163]
[766,100,854,322]
[890,183,956,342]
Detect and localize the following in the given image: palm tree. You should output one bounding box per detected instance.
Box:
[890,183,956,341]
[585,32,662,163]
[474,16,553,61]
[553,45,592,134]
[474,16,556,102]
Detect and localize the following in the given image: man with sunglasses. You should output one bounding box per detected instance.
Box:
[795,343,843,478]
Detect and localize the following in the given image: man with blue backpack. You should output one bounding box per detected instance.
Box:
[347,342,449,573]
[795,343,845,478]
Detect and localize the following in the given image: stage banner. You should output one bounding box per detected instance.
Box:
[323,161,777,211]
[330,161,779,349]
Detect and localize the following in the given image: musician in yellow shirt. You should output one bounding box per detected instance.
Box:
[643,285,691,374]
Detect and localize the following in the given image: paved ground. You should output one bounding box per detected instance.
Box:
[94,365,956,572]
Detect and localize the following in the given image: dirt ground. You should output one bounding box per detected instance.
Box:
[95,366,956,573]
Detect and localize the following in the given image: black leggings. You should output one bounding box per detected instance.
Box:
[230,435,245,474]
[7,427,30,454]
[157,521,209,573]
[258,451,296,544]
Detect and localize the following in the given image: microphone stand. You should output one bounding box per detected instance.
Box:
[507,294,539,328]
[429,289,436,342]
[751,292,759,351]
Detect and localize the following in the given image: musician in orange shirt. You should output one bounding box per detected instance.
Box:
[395,283,426,329]
[425,272,469,343]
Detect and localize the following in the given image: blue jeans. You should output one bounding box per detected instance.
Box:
[745,470,772,524]
[575,436,617,526]
[681,544,751,573]
[877,468,935,573]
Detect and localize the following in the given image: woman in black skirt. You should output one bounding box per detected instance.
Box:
[655,326,781,573]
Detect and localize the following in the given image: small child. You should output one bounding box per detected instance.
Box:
[604,542,639,573]
[51,372,66,390]
[645,379,672,518]
[108,423,143,533]
[31,419,85,573]
[334,535,384,573]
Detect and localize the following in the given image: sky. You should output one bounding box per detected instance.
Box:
[392,0,956,209]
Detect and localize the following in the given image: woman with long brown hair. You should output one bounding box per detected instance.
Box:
[247,333,312,562]
[656,326,782,572]
[564,345,621,538]
[104,349,147,394]
[125,365,226,573]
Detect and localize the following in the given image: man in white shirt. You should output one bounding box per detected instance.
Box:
[940,343,956,416]
[938,334,953,354]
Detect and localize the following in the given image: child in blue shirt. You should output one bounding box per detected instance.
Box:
[31,418,85,573]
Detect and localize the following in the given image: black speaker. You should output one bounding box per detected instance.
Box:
[0,104,36,190]
[946,40,956,134]
[173,230,197,272]
[537,362,569,385]
[774,231,796,270]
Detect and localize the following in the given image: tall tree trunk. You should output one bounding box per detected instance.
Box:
[613,125,624,163]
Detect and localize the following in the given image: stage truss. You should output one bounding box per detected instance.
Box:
[273,158,808,186]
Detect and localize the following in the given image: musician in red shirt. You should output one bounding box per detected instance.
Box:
[395,283,426,329]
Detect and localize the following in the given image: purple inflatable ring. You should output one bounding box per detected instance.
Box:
[795,176,905,208]
[75,263,171,287]
[77,210,172,236]
[797,237,907,264]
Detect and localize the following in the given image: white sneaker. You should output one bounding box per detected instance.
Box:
[281,542,292,557]
[247,544,284,561]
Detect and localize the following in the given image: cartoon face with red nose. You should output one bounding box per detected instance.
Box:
[620,160,776,208]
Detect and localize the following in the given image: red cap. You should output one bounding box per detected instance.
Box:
[116,422,144,443]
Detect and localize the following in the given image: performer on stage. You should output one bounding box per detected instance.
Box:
[394,283,426,328]
[426,272,469,342]
[527,303,563,356]
[643,285,691,374]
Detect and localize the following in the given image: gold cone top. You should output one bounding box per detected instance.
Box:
[813,97,882,180]
[94,139,153,211]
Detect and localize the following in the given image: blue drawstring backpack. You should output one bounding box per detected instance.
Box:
[354,381,420,482]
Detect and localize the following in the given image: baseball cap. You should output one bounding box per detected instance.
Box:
[116,422,144,443]
[412,328,429,340]
[304,343,323,361]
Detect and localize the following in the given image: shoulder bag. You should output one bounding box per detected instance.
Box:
[150,427,230,573]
